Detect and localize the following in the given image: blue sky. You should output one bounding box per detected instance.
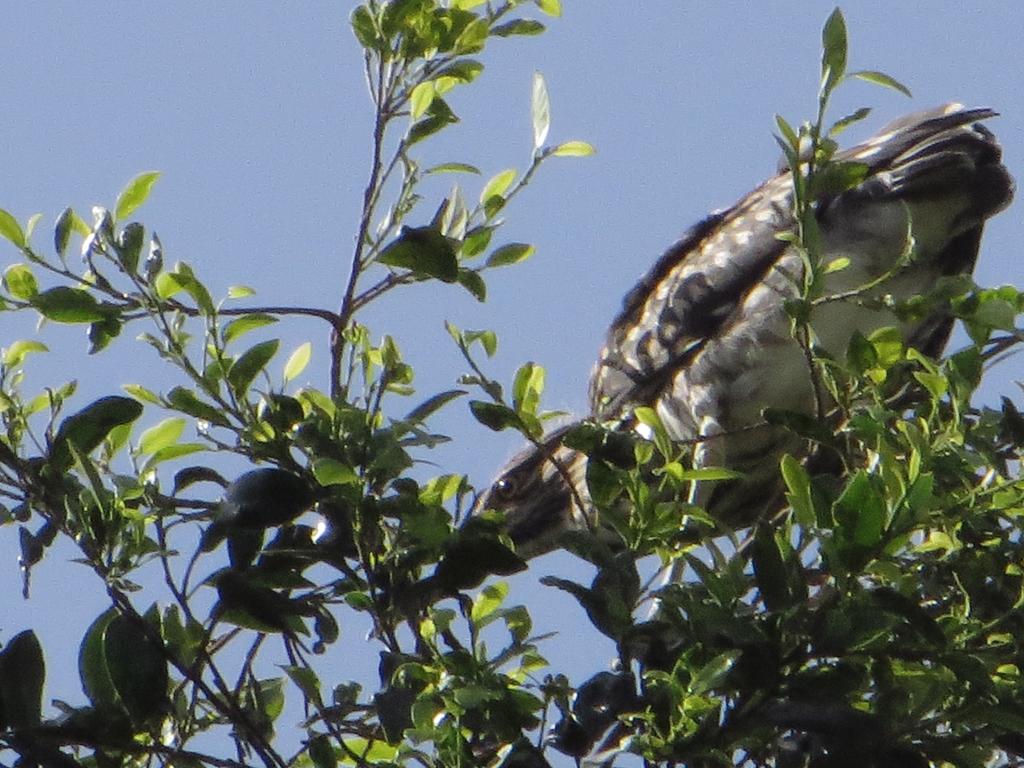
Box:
[2,0,1022,755]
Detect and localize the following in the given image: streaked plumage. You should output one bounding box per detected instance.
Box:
[477,105,1014,558]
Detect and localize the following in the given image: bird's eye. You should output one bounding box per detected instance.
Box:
[492,475,520,502]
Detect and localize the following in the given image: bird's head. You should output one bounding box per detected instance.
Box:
[471,425,593,559]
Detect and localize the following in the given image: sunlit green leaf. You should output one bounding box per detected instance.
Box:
[3,264,38,300]
[480,168,516,205]
[3,340,48,367]
[228,284,257,298]
[410,81,435,119]
[486,242,535,268]
[551,140,595,157]
[115,171,161,221]
[536,0,562,16]
[138,417,186,455]
[224,313,279,343]
[283,342,313,383]
[312,458,360,486]
[531,71,550,149]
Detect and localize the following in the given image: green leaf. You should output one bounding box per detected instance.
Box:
[0,209,26,249]
[104,609,168,724]
[751,526,791,611]
[404,389,467,424]
[166,386,232,427]
[31,286,107,323]
[536,0,562,16]
[408,114,452,146]
[79,609,120,711]
[455,17,488,53]
[471,582,508,624]
[486,242,535,268]
[829,106,872,137]
[3,340,48,367]
[809,161,870,198]
[0,630,45,729]
[780,454,814,527]
[144,443,206,471]
[228,339,280,394]
[438,59,485,84]
[689,650,740,695]
[775,114,799,152]
[659,464,742,482]
[115,171,161,221]
[116,222,145,273]
[162,264,215,315]
[492,19,545,37]
[377,226,458,282]
[834,471,887,549]
[309,733,337,768]
[469,401,522,432]
[461,225,494,258]
[465,328,498,357]
[52,395,145,471]
[3,264,39,300]
[224,313,279,343]
[410,81,435,119]
[312,458,360,486]
[54,207,76,256]
[426,162,481,175]
[456,268,486,301]
[512,362,544,415]
[350,5,381,51]
[228,284,256,298]
[820,7,847,93]
[551,140,595,157]
[480,168,517,205]
[531,71,550,149]
[283,341,313,383]
[849,70,912,98]
[138,417,186,455]
[122,384,161,405]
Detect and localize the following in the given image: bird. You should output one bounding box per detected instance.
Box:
[474,104,1014,560]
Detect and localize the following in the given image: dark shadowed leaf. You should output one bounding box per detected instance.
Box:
[51,396,144,471]
[456,268,486,301]
[104,609,168,724]
[469,401,523,432]
[0,630,44,729]
[492,19,545,37]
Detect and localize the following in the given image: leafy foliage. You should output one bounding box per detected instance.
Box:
[0,4,1020,768]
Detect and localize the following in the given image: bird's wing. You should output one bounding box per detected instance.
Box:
[588,105,1007,425]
